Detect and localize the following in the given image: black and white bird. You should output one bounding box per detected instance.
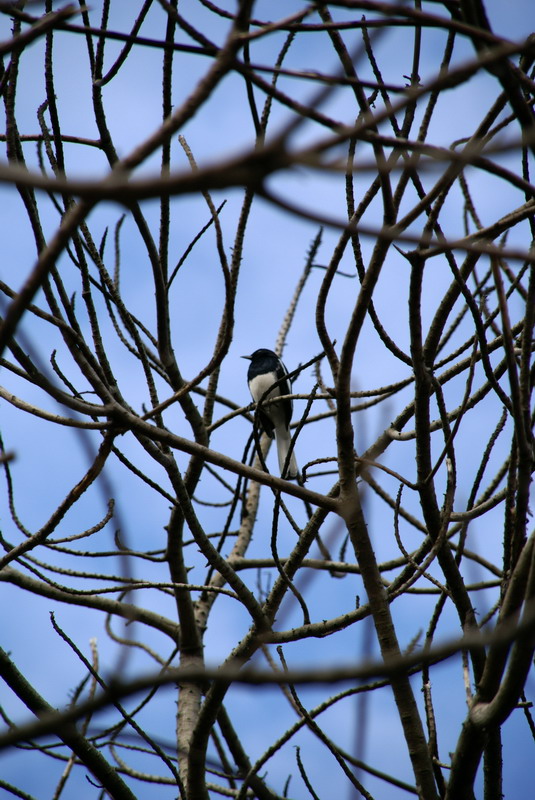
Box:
[242,348,298,480]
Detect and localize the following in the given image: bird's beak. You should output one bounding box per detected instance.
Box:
[241,355,252,360]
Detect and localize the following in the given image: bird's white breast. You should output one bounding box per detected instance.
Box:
[248,371,280,402]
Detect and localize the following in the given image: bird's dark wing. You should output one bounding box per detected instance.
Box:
[275,360,293,429]
[257,408,275,437]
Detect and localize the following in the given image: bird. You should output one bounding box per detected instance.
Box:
[242,348,298,480]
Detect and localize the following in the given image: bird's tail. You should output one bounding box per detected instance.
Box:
[275,426,298,480]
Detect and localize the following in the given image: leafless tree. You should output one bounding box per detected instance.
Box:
[0,2,534,799]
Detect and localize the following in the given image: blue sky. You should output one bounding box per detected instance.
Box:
[0,2,534,798]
